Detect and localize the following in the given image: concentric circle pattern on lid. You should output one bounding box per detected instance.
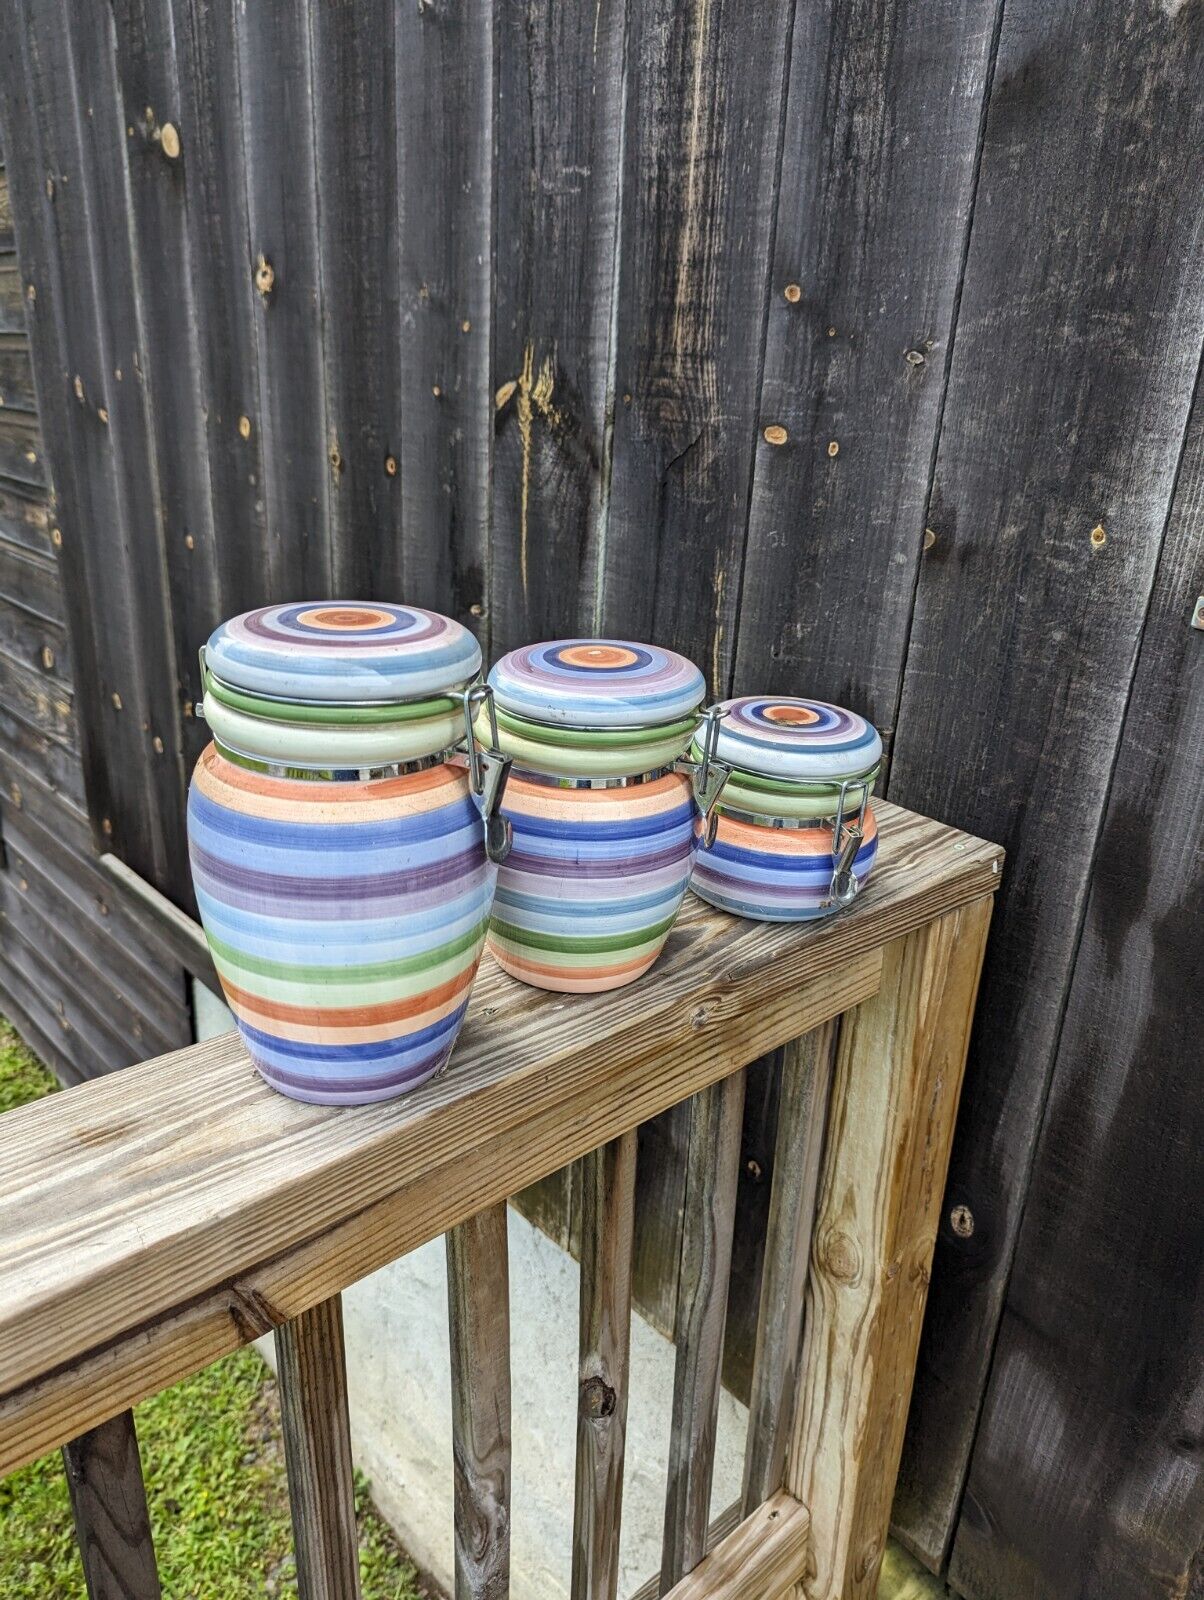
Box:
[204,603,481,703]
[488,639,706,728]
[711,696,882,780]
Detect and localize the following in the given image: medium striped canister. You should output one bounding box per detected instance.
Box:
[186,603,505,1104]
[481,640,706,992]
[690,696,882,922]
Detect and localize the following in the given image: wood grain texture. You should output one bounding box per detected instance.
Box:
[107,0,220,779]
[447,1204,511,1600]
[275,1296,362,1600]
[489,0,626,656]
[733,0,998,726]
[601,0,793,693]
[946,362,1204,1600]
[659,1492,810,1600]
[572,1132,637,1600]
[98,851,219,994]
[742,1022,837,1515]
[235,0,331,600]
[661,1071,747,1592]
[394,0,493,635]
[888,0,1204,1565]
[789,897,994,1600]
[310,0,404,599]
[62,1409,161,1600]
[0,804,1001,1474]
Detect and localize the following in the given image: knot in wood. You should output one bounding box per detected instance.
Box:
[255,255,275,297]
[821,1228,861,1283]
[950,1203,974,1238]
[579,1375,617,1420]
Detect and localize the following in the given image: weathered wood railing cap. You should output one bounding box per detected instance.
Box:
[0,802,1001,1476]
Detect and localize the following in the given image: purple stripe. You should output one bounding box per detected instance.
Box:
[503,839,691,880]
[189,840,485,901]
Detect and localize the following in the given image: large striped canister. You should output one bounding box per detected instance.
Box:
[187,603,501,1104]
[690,696,882,922]
[482,640,706,992]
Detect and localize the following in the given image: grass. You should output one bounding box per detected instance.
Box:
[0,1019,432,1600]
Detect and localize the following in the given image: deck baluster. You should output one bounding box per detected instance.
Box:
[62,1408,161,1600]
[447,1202,512,1600]
[660,1069,747,1593]
[742,1020,838,1513]
[275,1293,362,1600]
[572,1131,637,1600]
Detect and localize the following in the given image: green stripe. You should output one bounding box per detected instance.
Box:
[205,916,490,984]
[491,707,698,749]
[487,912,675,956]
[206,670,459,726]
[692,753,881,798]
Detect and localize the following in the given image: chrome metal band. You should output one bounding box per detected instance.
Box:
[514,764,677,790]
[715,803,855,831]
[212,738,461,782]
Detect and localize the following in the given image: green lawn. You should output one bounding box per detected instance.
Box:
[0,1019,430,1600]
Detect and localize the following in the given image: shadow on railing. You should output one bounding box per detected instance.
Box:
[0,803,1001,1600]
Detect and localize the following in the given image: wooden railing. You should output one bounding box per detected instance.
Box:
[0,802,1002,1600]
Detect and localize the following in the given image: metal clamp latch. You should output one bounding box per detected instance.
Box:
[675,703,731,850]
[828,776,871,908]
[461,683,513,865]
[195,645,209,721]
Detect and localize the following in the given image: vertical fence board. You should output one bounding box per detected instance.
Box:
[661,1070,746,1593]
[448,1204,512,1600]
[108,0,219,777]
[310,0,405,598]
[888,0,1204,1568]
[947,371,1204,1600]
[235,0,331,598]
[573,1131,637,1600]
[601,0,793,693]
[276,1294,363,1600]
[62,1409,161,1600]
[732,0,998,729]
[168,0,271,617]
[790,898,993,1600]
[394,0,494,638]
[741,1021,836,1515]
[489,0,627,657]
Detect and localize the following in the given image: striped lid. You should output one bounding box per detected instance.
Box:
[204,603,481,704]
[488,639,705,729]
[710,696,882,780]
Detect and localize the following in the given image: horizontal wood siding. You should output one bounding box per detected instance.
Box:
[0,87,191,1084]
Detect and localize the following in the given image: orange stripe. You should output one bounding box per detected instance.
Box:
[221,964,476,1028]
[200,744,461,804]
[484,943,658,983]
[713,806,878,855]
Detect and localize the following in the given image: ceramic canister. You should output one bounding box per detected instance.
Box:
[689,696,882,922]
[481,639,706,992]
[186,602,507,1105]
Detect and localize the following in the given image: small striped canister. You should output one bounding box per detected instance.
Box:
[187,602,501,1104]
[690,696,882,922]
[482,640,706,992]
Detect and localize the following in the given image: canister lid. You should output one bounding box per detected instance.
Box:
[204,603,481,703]
[710,696,882,781]
[488,640,705,729]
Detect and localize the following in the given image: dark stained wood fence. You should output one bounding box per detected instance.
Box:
[0,1,1200,1596]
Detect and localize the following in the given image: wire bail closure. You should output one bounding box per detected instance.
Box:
[675,703,732,850]
[828,775,872,907]
[461,682,513,865]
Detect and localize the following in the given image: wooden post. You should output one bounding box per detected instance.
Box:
[572,1132,637,1600]
[275,1294,362,1600]
[62,1409,161,1600]
[661,1069,747,1593]
[447,1202,512,1600]
[788,897,994,1599]
[742,1021,837,1513]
